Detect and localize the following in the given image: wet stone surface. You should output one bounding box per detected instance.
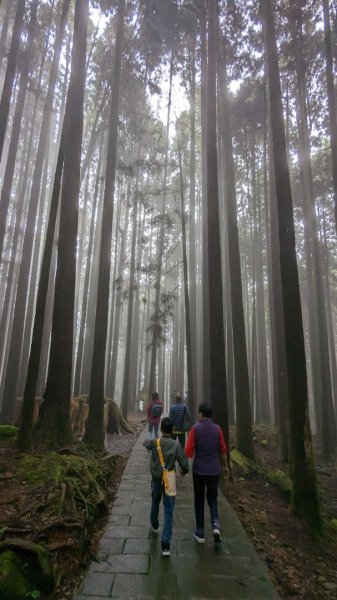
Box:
[73,427,279,600]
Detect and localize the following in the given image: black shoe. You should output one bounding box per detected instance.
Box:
[161,542,170,556]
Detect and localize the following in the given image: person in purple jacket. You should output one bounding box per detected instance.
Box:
[147,391,163,438]
[185,402,228,544]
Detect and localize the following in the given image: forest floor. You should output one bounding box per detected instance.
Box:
[222,425,337,600]
[1,417,337,600]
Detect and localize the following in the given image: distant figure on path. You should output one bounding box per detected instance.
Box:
[147,391,163,439]
[143,417,189,556]
[185,402,228,544]
[169,393,190,448]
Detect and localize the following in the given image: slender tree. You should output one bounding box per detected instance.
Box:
[84,0,125,451]
[322,0,337,233]
[206,0,228,443]
[217,30,254,457]
[0,0,25,163]
[260,0,321,530]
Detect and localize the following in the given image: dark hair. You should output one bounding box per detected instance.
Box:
[151,391,159,401]
[161,417,174,434]
[175,394,181,402]
[199,402,212,418]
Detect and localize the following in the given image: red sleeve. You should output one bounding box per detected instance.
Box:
[217,425,227,454]
[147,402,152,418]
[185,426,196,458]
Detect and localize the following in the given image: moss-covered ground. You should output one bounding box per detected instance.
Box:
[0,415,145,600]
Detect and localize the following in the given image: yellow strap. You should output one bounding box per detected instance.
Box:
[156,438,165,468]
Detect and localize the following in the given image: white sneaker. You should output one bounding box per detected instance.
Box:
[213,524,222,543]
[161,543,170,556]
[193,531,205,544]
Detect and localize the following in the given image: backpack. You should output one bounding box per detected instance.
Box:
[151,401,163,418]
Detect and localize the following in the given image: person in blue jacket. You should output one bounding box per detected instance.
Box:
[169,393,190,448]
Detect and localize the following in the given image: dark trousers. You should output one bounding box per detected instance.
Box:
[172,431,185,448]
[192,472,219,534]
[148,422,159,438]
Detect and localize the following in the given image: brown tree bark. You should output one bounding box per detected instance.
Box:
[206,0,228,443]
[84,0,125,451]
[34,0,88,448]
[261,0,321,530]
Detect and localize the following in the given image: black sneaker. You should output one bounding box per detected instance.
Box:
[213,523,222,543]
[161,542,170,557]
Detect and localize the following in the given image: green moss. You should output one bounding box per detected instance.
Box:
[16,452,101,486]
[267,468,293,497]
[230,448,263,476]
[14,450,115,518]
[0,425,18,441]
[0,549,33,600]
[330,519,337,531]
[0,540,53,597]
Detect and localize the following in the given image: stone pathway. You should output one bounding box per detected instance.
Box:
[73,426,279,599]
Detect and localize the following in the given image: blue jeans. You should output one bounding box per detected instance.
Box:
[150,478,176,544]
[193,472,219,534]
[148,422,159,438]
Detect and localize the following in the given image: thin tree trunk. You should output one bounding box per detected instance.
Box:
[178,134,195,418]
[84,0,125,450]
[148,57,173,395]
[322,0,337,232]
[0,0,37,259]
[0,0,25,163]
[217,30,253,455]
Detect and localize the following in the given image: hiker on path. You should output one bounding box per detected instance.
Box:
[143,416,189,557]
[147,391,163,438]
[169,392,191,448]
[185,402,228,544]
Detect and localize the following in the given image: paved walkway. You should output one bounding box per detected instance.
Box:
[73,426,279,599]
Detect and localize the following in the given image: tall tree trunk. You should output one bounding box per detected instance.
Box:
[84,0,125,451]
[0,1,38,422]
[120,145,141,419]
[294,10,336,458]
[264,88,288,461]
[200,4,210,403]
[74,133,104,397]
[0,0,37,259]
[188,34,198,408]
[217,30,253,455]
[109,195,130,400]
[322,0,337,233]
[34,0,88,448]
[261,0,321,530]
[251,132,270,423]
[206,0,228,443]
[178,134,195,418]
[148,57,173,395]
[0,0,25,163]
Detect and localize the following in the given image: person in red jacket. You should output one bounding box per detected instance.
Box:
[185,402,228,544]
[147,391,163,438]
